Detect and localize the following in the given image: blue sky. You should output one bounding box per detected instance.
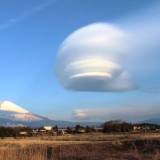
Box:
[0,0,160,121]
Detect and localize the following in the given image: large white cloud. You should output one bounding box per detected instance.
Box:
[56,23,135,91]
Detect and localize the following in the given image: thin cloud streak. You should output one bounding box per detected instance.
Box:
[120,2,160,90]
[73,104,160,122]
[0,0,56,30]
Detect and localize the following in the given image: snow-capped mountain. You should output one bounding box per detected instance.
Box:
[0,101,44,122]
[0,101,101,128]
[0,101,29,113]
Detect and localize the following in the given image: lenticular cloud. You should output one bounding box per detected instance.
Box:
[56,23,135,91]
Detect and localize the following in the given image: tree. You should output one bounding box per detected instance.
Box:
[53,125,58,132]
[85,126,95,133]
[103,120,133,133]
[66,127,72,134]
[75,125,84,133]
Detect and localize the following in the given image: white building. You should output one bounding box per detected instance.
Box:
[43,126,53,131]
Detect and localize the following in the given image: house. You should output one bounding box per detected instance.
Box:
[58,128,67,135]
[43,126,53,131]
[133,126,142,131]
[94,127,103,132]
[76,128,86,133]
[19,131,28,136]
[32,129,39,136]
[133,123,160,132]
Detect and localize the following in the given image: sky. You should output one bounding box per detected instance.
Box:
[0,0,160,122]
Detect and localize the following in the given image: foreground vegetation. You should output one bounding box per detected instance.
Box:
[0,133,160,160]
[0,121,160,159]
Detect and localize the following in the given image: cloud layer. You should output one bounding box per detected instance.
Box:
[56,23,135,92]
[73,105,160,122]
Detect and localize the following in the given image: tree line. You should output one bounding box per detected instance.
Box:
[0,120,160,138]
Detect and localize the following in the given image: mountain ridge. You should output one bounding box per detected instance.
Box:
[0,100,101,128]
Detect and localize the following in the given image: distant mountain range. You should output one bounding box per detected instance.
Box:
[0,100,159,128]
[0,101,101,128]
[142,118,160,124]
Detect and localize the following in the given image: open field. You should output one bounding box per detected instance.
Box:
[0,133,160,160]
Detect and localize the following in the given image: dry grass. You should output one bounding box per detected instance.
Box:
[0,133,160,160]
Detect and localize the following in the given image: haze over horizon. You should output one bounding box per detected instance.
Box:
[0,0,160,122]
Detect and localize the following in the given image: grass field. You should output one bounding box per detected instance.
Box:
[0,133,160,160]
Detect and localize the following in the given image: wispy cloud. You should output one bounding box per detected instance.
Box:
[73,104,160,122]
[0,0,56,30]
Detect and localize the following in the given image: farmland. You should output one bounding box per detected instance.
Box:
[0,133,160,160]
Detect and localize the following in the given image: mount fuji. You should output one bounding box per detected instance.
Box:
[0,101,101,128]
[0,101,44,121]
[0,101,51,127]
